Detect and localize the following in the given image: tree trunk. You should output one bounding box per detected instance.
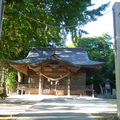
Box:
[0,0,5,39]
[2,69,7,97]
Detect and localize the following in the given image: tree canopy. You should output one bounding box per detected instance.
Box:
[0,0,110,93]
[72,33,115,93]
[0,0,110,61]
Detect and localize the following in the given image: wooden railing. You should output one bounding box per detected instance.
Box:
[70,85,93,90]
[44,84,93,90]
[18,84,93,90]
[18,84,39,89]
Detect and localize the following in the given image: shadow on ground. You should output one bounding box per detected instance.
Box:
[14,97,94,120]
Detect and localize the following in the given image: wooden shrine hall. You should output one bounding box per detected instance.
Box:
[8,48,104,96]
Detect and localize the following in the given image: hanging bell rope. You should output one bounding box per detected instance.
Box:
[39,72,70,81]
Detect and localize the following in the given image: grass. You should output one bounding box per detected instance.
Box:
[92,113,119,120]
[0,114,18,120]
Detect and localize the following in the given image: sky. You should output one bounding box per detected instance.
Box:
[66,0,120,46]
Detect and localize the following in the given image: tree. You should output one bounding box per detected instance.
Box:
[6,69,17,93]
[72,33,115,93]
[0,0,110,93]
[0,0,110,60]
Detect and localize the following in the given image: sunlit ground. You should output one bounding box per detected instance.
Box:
[0,95,118,120]
[64,96,118,120]
[10,96,94,120]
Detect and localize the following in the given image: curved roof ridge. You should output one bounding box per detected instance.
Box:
[32,47,85,51]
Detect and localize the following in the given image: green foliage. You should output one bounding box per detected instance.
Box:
[72,33,115,93]
[1,0,109,60]
[6,69,17,91]
[0,0,110,92]
[67,44,75,48]
[73,33,113,61]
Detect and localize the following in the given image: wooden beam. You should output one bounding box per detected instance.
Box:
[43,72,68,76]
[67,66,80,70]
[42,67,68,70]
[30,64,80,71]
[29,66,41,70]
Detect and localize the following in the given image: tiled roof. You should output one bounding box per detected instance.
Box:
[8,48,105,67]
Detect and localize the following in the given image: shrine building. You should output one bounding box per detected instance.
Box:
[8,48,104,96]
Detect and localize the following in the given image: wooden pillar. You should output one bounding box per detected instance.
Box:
[113,2,120,119]
[17,89,19,95]
[80,90,82,98]
[29,90,30,95]
[92,90,94,98]
[29,84,31,95]
[17,82,19,95]
[39,73,42,95]
[21,90,23,95]
[92,83,94,97]
[67,74,70,96]
[17,72,21,95]
[18,71,23,83]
